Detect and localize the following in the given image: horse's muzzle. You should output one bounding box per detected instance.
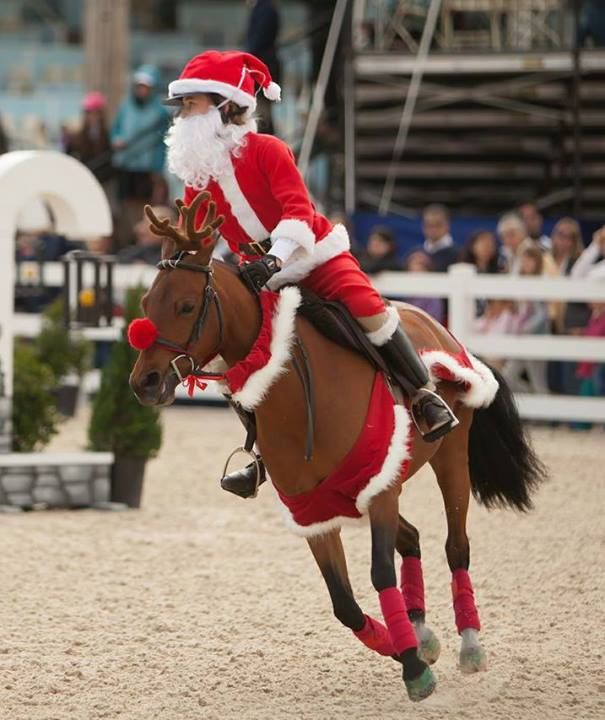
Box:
[130,369,178,407]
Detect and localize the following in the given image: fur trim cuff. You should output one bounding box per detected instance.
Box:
[365,306,400,347]
[271,219,316,254]
[267,224,350,289]
[420,350,499,408]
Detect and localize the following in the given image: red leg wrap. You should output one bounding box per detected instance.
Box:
[451,568,481,633]
[401,557,425,614]
[353,615,396,656]
[379,587,418,655]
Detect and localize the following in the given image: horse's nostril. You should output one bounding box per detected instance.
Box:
[142,371,161,389]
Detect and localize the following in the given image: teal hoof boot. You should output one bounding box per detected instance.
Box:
[415,624,441,666]
[404,666,437,702]
[459,645,487,674]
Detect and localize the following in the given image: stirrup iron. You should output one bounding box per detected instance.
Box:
[411,388,459,443]
[221,447,264,499]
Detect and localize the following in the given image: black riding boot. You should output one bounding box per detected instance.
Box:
[378,326,458,442]
[220,402,267,499]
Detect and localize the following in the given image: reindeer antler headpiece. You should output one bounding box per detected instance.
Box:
[144,192,224,253]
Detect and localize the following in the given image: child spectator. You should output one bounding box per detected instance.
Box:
[401,249,444,324]
[502,243,550,394]
[358,225,402,274]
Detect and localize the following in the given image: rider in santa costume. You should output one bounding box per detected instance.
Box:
[163,50,458,498]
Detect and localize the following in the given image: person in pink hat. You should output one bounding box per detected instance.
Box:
[64,91,112,183]
[163,50,458,497]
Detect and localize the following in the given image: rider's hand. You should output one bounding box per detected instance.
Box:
[240,254,282,292]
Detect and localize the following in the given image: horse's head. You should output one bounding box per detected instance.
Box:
[128,193,224,406]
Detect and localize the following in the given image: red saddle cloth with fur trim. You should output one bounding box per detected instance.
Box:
[276,372,411,532]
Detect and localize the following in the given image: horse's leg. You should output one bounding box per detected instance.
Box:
[396,515,441,665]
[307,531,397,659]
[369,487,436,701]
[430,405,487,674]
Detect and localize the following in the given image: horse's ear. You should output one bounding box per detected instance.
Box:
[161,237,176,260]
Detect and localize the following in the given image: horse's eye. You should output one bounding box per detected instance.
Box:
[181,302,195,315]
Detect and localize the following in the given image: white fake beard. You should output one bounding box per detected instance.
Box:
[165,108,256,190]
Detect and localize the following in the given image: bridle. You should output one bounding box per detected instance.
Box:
[154,252,226,385]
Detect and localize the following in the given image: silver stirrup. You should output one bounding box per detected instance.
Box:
[221,447,263,499]
[411,388,459,437]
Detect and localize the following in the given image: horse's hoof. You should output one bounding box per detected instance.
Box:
[404,666,437,702]
[415,624,441,665]
[459,645,487,674]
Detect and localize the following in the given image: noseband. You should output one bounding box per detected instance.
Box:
[155,252,225,383]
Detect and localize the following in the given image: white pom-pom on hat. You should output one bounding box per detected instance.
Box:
[263,81,281,102]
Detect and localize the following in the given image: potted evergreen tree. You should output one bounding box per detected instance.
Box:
[88,287,162,508]
[12,341,58,451]
[35,298,91,416]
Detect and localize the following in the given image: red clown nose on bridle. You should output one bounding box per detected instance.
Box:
[128,317,158,350]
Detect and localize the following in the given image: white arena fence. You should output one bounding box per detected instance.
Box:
[13,262,605,422]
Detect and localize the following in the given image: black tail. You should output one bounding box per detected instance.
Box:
[468,363,547,511]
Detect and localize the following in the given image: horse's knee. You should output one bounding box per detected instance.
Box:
[371,554,397,592]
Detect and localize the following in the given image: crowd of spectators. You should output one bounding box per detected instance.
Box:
[354,201,605,407]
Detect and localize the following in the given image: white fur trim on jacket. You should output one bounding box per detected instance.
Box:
[270,218,316,254]
[278,403,412,538]
[168,79,256,110]
[365,305,400,347]
[216,159,269,242]
[231,286,302,410]
[420,350,499,408]
[267,223,350,290]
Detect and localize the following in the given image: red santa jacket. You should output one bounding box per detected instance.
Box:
[183,132,349,288]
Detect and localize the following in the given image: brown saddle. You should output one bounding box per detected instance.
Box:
[297,288,392,379]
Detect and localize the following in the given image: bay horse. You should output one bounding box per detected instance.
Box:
[129,196,545,702]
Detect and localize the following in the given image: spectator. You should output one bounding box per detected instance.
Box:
[402,249,444,324]
[518,201,551,250]
[65,91,112,183]
[548,217,591,396]
[111,64,171,246]
[497,212,556,276]
[497,212,527,273]
[117,205,176,266]
[358,225,401,274]
[579,1,605,47]
[245,0,281,134]
[421,204,460,272]
[0,112,8,154]
[550,216,589,332]
[473,300,516,369]
[576,303,605,398]
[460,229,505,274]
[502,243,550,395]
[571,225,605,280]
[460,229,505,316]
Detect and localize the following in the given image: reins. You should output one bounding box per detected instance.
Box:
[155,253,226,389]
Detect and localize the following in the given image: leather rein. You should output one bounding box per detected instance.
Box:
[154,252,226,385]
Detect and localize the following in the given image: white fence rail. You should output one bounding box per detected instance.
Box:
[13,262,605,421]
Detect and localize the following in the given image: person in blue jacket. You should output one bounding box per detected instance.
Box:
[111,64,171,207]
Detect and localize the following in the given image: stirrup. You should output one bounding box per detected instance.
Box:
[220,447,264,499]
[411,389,459,443]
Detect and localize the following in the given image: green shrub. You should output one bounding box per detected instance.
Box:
[88,287,162,459]
[12,342,58,451]
[35,298,91,380]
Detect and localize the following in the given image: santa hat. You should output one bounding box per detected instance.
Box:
[165,50,281,110]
